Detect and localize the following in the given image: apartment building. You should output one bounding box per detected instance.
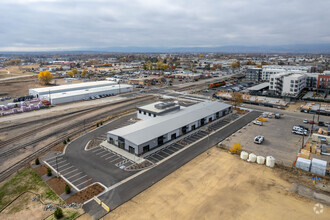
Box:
[269,72,306,97]
[317,71,330,90]
[246,68,262,81]
[262,65,311,81]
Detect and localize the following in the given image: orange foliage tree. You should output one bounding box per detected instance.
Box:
[38,70,53,85]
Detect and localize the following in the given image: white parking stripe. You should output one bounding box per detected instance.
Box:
[104,154,117,160]
[100,152,113,158]
[60,165,74,173]
[71,175,87,183]
[171,145,180,151]
[165,148,175,154]
[160,151,170,156]
[155,153,165,159]
[62,168,78,176]
[76,179,92,188]
[91,148,102,153]
[57,163,71,169]
[47,157,64,163]
[47,158,65,164]
[67,172,83,180]
[50,160,67,166]
[110,157,121,163]
[95,150,106,155]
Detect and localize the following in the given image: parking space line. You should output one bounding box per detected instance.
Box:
[155,153,165,159]
[57,163,71,169]
[76,179,93,188]
[46,157,64,163]
[67,172,83,180]
[164,148,175,154]
[104,154,117,160]
[160,150,170,156]
[110,157,122,163]
[100,152,113,158]
[60,165,74,173]
[95,150,106,155]
[49,160,67,166]
[62,168,78,176]
[71,175,87,183]
[47,158,65,165]
[91,148,102,153]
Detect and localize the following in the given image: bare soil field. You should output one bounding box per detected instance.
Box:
[102,147,330,220]
[65,184,104,204]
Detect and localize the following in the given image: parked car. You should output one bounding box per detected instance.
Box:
[303,119,309,124]
[325,122,330,127]
[275,113,280,119]
[309,120,315,124]
[318,121,325,126]
[292,126,307,136]
[253,120,263,126]
[254,135,264,144]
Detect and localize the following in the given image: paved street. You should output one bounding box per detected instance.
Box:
[83,110,261,218]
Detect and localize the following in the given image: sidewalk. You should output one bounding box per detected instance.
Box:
[100,141,145,163]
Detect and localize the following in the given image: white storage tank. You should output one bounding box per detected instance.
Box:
[310,158,327,176]
[296,157,311,172]
[240,151,248,160]
[248,153,257,163]
[257,156,265,165]
[266,156,275,168]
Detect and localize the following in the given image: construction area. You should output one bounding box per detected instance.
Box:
[91,147,330,220]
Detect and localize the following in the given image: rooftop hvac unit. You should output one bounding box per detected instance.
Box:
[154,102,176,110]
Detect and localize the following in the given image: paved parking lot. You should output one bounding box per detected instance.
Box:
[89,146,134,169]
[221,114,324,166]
[45,156,93,190]
[144,113,241,164]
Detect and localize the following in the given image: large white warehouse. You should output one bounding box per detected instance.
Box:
[107,101,232,155]
[40,84,133,105]
[29,81,118,97]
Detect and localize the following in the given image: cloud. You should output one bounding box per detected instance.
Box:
[0,0,329,51]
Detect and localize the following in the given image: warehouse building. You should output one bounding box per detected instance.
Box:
[29,81,118,97]
[107,101,232,155]
[40,84,132,105]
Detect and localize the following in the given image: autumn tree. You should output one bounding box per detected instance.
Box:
[231,62,239,68]
[67,69,78,78]
[38,70,53,85]
[247,60,255,65]
[5,59,21,66]
[232,92,243,107]
[81,69,88,78]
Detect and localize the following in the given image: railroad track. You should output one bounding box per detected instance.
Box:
[0,95,152,147]
[0,95,154,182]
[0,95,153,157]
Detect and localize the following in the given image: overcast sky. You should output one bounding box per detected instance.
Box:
[0,0,329,51]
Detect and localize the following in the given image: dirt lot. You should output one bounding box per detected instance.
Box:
[222,114,309,166]
[101,147,330,220]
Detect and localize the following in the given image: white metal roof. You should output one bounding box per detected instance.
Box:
[137,101,179,114]
[248,82,269,91]
[30,81,117,94]
[40,84,132,99]
[108,101,231,146]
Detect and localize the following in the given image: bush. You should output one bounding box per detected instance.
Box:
[100,121,103,125]
[47,168,52,176]
[65,184,71,194]
[229,143,242,154]
[54,207,63,219]
[35,158,40,165]
[96,123,99,127]
[67,137,70,142]
[63,140,67,145]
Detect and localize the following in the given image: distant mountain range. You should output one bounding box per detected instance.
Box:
[2,44,330,54]
[88,44,330,54]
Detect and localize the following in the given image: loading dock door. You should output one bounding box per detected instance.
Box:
[143,145,150,153]
[158,136,164,146]
[171,133,177,140]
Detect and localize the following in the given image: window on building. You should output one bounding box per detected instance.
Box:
[144,111,146,115]
[139,110,141,114]
[148,113,151,116]
[154,114,156,117]
[290,89,293,92]
[291,80,294,83]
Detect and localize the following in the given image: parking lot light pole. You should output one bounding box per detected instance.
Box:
[56,155,59,177]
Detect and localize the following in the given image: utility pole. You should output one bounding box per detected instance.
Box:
[317,104,321,123]
[56,155,59,177]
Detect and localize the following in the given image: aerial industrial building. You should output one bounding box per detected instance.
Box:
[29,81,132,105]
[107,101,232,155]
[29,81,118,97]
